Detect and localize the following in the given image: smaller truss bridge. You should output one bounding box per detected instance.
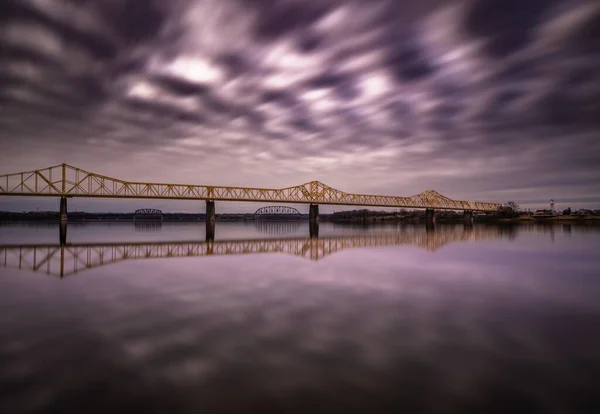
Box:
[134,209,163,214]
[254,206,302,216]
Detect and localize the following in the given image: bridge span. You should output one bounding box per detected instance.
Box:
[1,163,499,211]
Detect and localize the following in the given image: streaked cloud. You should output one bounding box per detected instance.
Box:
[0,0,599,211]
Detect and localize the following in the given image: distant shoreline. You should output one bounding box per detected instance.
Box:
[0,212,308,222]
[2,212,599,224]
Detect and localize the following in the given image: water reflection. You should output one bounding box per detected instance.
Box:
[253,220,303,235]
[1,225,506,277]
[134,221,163,232]
[0,224,599,413]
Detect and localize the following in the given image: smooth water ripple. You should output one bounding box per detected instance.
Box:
[0,222,598,413]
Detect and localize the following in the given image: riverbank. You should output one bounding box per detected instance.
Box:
[326,215,600,223]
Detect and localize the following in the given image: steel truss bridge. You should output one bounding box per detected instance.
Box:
[0,164,501,211]
[254,206,302,215]
[134,209,163,215]
[0,227,501,278]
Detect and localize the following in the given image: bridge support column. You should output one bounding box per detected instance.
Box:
[59,220,67,245]
[309,204,319,238]
[463,210,474,225]
[206,200,215,241]
[309,204,319,223]
[59,197,68,222]
[425,208,435,224]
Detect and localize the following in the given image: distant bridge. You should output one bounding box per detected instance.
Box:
[134,209,162,215]
[0,227,502,277]
[254,206,302,216]
[133,208,163,222]
[0,164,501,212]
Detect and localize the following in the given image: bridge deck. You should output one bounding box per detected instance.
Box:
[0,164,501,211]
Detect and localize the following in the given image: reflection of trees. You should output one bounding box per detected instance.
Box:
[496,223,519,241]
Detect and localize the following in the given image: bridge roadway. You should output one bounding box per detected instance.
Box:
[1,226,501,278]
[0,164,501,225]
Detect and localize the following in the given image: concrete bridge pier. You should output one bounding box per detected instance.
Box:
[205,200,216,241]
[309,204,319,223]
[60,197,68,222]
[309,204,319,238]
[425,208,435,224]
[463,210,474,225]
[309,220,319,238]
[59,221,67,245]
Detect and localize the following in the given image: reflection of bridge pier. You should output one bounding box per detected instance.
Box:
[309,220,319,238]
[425,220,435,233]
[425,208,435,224]
[59,221,67,245]
[206,201,216,241]
[463,210,474,225]
[3,227,508,278]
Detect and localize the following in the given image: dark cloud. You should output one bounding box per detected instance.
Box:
[387,30,437,82]
[463,0,559,57]
[0,0,599,210]
[99,0,167,45]
[245,0,335,41]
[152,75,210,96]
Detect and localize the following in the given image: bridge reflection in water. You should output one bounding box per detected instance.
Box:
[253,220,303,235]
[0,225,504,278]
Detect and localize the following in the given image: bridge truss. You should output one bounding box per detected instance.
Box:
[254,206,302,215]
[0,228,501,278]
[134,209,163,214]
[0,164,501,211]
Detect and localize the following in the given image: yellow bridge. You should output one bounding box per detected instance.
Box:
[1,227,502,278]
[0,164,501,211]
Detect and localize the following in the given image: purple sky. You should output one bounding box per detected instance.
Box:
[1,0,599,213]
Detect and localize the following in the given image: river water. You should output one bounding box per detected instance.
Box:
[0,221,598,413]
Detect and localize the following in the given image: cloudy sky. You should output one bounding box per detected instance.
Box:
[1,0,599,213]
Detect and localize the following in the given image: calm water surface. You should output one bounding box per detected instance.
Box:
[0,222,599,413]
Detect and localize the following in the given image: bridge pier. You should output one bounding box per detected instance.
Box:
[309,220,319,238]
[206,200,215,241]
[425,208,435,224]
[309,204,319,223]
[309,204,319,238]
[59,221,67,245]
[59,197,68,222]
[463,210,474,225]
